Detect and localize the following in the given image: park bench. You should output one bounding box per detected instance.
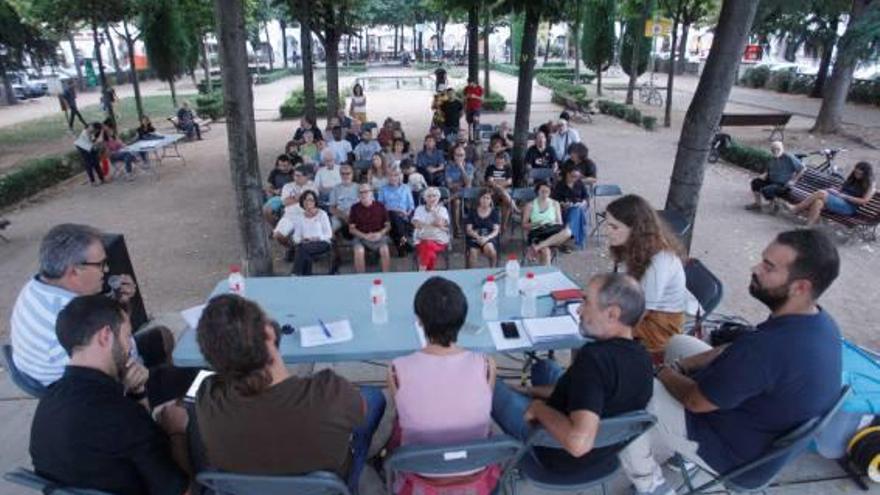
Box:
[718,113,792,142]
[167,115,212,136]
[554,93,593,124]
[784,168,880,241]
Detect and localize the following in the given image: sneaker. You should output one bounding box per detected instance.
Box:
[744,203,763,212]
[630,480,675,495]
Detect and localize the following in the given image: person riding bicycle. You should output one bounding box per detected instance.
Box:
[746,141,803,212]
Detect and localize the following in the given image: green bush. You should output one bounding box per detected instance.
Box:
[543,61,566,67]
[789,74,815,95]
[197,78,223,94]
[767,68,796,93]
[740,65,771,88]
[195,92,223,120]
[848,79,880,106]
[719,139,773,173]
[0,152,81,209]
[279,90,345,119]
[254,68,302,84]
[537,73,588,99]
[641,115,657,130]
[453,88,507,111]
[596,99,655,131]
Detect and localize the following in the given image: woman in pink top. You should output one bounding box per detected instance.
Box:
[387,277,497,494]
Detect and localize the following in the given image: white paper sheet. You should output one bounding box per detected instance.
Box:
[522,316,580,343]
[487,320,531,351]
[528,271,579,297]
[300,320,354,347]
[567,302,581,322]
[180,304,206,330]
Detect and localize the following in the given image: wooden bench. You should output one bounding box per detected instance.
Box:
[784,168,880,241]
[719,113,792,142]
[167,116,212,136]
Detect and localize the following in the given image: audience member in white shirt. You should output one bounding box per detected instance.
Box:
[291,190,333,276]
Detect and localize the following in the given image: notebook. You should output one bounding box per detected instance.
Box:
[530,272,579,297]
[300,320,354,347]
[522,316,580,343]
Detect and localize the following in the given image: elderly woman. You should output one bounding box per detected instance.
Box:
[290,190,333,276]
[412,187,450,271]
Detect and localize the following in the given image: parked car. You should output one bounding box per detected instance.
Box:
[10,72,47,98]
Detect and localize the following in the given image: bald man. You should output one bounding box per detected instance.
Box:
[747,141,804,212]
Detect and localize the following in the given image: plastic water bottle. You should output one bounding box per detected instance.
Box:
[520,272,537,318]
[371,279,388,324]
[481,275,499,321]
[504,255,520,297]
[228,265,245,295]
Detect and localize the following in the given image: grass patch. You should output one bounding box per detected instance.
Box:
[0,94,190,149]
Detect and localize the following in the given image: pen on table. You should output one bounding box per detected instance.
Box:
[317,318,332,338]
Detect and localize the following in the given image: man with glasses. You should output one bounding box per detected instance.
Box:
[445,145,475,236]
[10,224,191,404]
[349,184,392,272]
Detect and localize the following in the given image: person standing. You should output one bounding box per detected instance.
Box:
[464,78,484,142]
[62,79,87,131]
[74,123,105,186]
[440,88,463,143]
[349,83,367,123]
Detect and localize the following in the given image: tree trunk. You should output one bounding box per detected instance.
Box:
[280,20,289,69]
[412,25,417,54]
[345,35,351,66]
[664,0,760,251]
[573,23,581,84]
[664,16,680,128]
[812,0,869,134]
[678,22,689,71]
[810,20,838,99]
[200,34,213,93]
[394,25,399,58]
[300,9,316,122]
[169,78,178,108]
[625,2,650,105]
[103,25,123,86]
[213,0,273,276]
[365,27,370,62]
[324,32,342,120]
[67,32,85,91]
[121,23,144,120]
[264,22,274,71]
[418,31,424,62]
[543,21,552,64]
[91,20,115,125]
[512,7,540,186]
[483,16,491,95]
[1,61,17,106]
[468,6,480,82]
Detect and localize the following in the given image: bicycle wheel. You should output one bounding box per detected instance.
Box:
[649,91,663,107]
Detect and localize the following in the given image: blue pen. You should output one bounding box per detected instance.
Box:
[317,318,332,338]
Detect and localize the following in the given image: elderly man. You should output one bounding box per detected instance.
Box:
[747,141,804,212]
[327,126,353,164]
[378,167,416,256]
[349,184,392,273]
[30,295,190,495]
[315,149,343,196]
[550,113,581,162]
[491,273,653,474]
[620,229,843,495]
[328,164,359,234]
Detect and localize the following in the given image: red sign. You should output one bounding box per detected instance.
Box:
[743,44,763,61]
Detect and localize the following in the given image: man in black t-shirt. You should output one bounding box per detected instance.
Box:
[491,273,653,473]
[440,88,463,142]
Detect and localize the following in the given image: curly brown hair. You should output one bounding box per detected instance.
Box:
[606,194,684,281]
[196,294,275,396]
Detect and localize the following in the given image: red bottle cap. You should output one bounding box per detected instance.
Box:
[373,279,382,285]
[229,265,241,273]
[526,272,535,279]
[487,275,495,282]
[508,254,517,260]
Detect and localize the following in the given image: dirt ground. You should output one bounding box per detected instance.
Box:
[1,67,879,353]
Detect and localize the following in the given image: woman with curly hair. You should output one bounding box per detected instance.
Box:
[605,194,686,353]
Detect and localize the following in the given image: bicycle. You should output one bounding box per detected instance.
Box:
[795,148,846,179]
[638,83,664,107]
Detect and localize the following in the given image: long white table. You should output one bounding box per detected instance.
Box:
[172,267,586,367]
[123,134,186,177]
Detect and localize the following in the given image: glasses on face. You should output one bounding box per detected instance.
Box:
[359,189,372,194]
[79,258,109,272]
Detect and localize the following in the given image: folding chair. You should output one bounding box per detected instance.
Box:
[508,187,537,244]
[589,184,623,241]
[657,209,691,240]
[684,258,723,321]
[1,344,47,398]
[4,468,113,494]
[676,386,850,494]
[384,435,523,495]
[197,470,351,495]
[505,411,656,495]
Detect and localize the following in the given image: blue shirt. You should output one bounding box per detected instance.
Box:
[445,161,475,186]
[687,309,842,488]
[379,184,415,214]
[767,152,804,185]
[416,149,445,173]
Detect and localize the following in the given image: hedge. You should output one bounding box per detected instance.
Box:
[195,92,223,120]
[453,88,507,112]
[254,67,302,84]
[718,139,773,173]
[279,90,345,119]
[596,100,657,131]
[0,152,82,209]
[739,66,880,106]
[537,73,587,99]
[491,63,596,83]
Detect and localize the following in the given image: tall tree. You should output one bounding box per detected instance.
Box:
[179,0,216,94]
[468,4,480,82]
[622,0,653,105]
[310,0,362,119]
[581,0,616,95]
[660,0,715,127]
[664,0,760,250]
[102,24,124,85]
[213,0,273,275]
[812,0,879,134]
[142,0,190,107]
[566,0,584,83]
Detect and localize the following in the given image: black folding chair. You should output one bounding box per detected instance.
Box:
[4,468,113,495]
[1,344,47,398]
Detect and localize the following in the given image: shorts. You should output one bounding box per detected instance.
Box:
[353,235,389,252]
[750,178,789,200]
[824,194,858,216]
[264,196,283,213]
[466,235,498,251]
[527,224,565,245]
[466,109,481,124]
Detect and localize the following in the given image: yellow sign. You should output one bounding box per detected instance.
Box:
[645,18,673,37]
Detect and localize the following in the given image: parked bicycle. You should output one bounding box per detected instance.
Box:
[795,148,845,179]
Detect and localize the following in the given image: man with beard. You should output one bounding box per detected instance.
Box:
[620,228,843,495]
[30,295,190,495]
[491,273,653,474]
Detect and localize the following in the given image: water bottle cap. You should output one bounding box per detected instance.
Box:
[373,279,382,285]
[229,264,241,273]
[526,272,535,279]
[508,254,518,260]
[487,275,495,282]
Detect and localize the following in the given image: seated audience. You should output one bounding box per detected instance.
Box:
[605,195,686,353]
[386,138,412,170]
[262,154,296,226]
[195,294,386,490]
[786,161,875,225]
[176,101,201,140]
[413,187,450,271]
[355,129,382,163]
[550,114,580,162]
[621,229,843,495]
[328,164,359,233]
[562,142,597,186]
[30,295,190,495]
[377,117,395,149]
[293,116,323,144]
[523,181,572,266]
[136,116,162,140]
[465,189,501,268]
[102,121,138,180]
[298,130,319,164]
[492,273,653,475]
[349,184,392,273]
[368,152,390,190]
[747,141,804,212]
[402,161,427,204]
[490,121,514,152]
[445,144,475,235]
[552,166,590,248]
[290,191,333,276]
[417,134,447,186]
[379,168,416,256]
[327,126,353,165]
[315,149,343,195]
[387,277,497,493]
[345,119,362,149]
[284,140,304,165]
[430,125,451,156]
[484,151,517,230]
[525,131,559,175]
[273,166,318,247]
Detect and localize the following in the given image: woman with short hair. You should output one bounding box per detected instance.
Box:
[290,190,333,276]
[412,187,450,271]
